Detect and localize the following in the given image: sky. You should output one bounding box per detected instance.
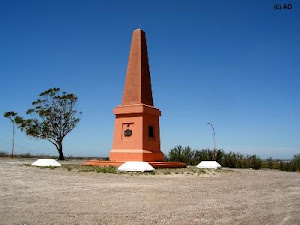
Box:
[0,0,299,159]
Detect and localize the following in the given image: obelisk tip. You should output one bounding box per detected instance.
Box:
[134,28,144,33]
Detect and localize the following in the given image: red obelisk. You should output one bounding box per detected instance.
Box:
[85,29,185,168]
[109,29,164,162]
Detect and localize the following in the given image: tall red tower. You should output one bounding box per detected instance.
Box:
[109,29,164,162]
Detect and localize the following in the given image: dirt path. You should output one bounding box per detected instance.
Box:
[0,158,300,225]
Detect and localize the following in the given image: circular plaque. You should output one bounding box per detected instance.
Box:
[124,129,132,137]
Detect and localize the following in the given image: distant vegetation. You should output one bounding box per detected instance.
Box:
[261,154,300,172]
[1,146,299,172]
[166,146,262,169]
[0,151,108,160]
[166,145,300,172]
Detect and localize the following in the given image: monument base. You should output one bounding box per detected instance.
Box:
[110,149,164,162]
[84,160,186,168]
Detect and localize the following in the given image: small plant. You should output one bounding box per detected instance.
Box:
[79,166,97,172]
[23,164,32,167]
[78,165,118,174]
[38,166,57,169]
[197,169,206,175]
[95,166,117,174]
[162,171,171,175]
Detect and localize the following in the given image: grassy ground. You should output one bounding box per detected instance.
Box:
[23,163,231,176]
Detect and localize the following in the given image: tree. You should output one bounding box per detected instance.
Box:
[168,145,195,165]
[4,88,81,160]
[4,112,16,158]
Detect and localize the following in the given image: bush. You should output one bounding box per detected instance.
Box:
[168,146,195,165]
[278,154,300,172]
[166,146,262,169]
[292,154,300,171]
[267,157,273,169]
[262,159,281,169]
[261,154,300,172]
[0,151,9,157]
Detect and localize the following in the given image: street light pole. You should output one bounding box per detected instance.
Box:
[207,122,216,160]
[12,123,15,158]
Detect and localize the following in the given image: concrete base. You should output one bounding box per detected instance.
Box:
[196,161,222,169]
[31,159,61,167]
[84,160,186,168]
[118,162,155,172]
[110,149,164,162]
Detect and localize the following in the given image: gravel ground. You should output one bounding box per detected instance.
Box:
[0,158,300,225]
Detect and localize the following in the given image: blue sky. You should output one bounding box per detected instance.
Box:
[0,0,299,159]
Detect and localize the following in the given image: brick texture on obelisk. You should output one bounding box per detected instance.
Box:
[109,29,164,162]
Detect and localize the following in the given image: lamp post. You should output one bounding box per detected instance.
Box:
[12,123,15,158]
[207,122,216,160]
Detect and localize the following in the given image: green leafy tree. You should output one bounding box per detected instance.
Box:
[168,145,195,165]
[4,88,81,160]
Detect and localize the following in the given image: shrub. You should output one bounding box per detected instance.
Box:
[79,166,118,173]
[292,154,300,171]
[0,151,9,157]
[168,145,195,165]
[267,157,273,169]
[167,146,262,169]
[95,166,117,174]
[278,154,300,172]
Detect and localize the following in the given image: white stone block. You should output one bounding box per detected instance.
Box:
[31,159,62,167]
[118,161,155,172]
[196,161,221,169]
